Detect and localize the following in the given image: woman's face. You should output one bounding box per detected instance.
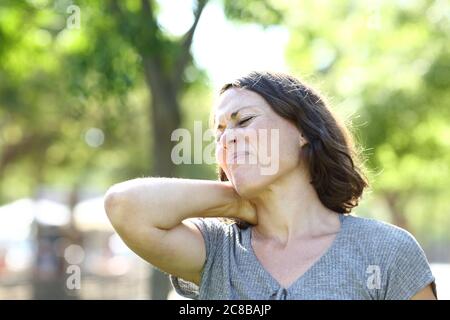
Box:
[214,88,306,197]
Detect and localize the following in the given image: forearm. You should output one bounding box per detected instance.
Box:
[104,177,240,230]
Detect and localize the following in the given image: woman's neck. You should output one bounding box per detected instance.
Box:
[249,165,340,246]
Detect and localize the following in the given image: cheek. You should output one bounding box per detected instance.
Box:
[215,144,226,168]
[263,122,301,172]
[278,131,302,168]
[252,120,285,160]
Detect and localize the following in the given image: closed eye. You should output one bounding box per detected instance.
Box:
[215,116,255,142]
[237,116,254,126]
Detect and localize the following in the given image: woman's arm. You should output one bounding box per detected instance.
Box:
[411,284,437,300]
[104,178,256,285]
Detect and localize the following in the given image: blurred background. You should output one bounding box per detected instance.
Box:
[0,0,449,299]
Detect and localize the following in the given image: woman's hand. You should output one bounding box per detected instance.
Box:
[236,198,258,225]
[218,181,258,225]
[203,181,257,225]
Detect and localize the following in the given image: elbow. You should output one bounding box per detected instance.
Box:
[104,186,130,229]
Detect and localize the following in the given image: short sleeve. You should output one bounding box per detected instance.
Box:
[384,230,436,300]
[169,218,230,299]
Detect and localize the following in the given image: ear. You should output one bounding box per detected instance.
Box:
[299,133,309,148]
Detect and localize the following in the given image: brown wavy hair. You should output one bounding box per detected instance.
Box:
[216,71,368,220]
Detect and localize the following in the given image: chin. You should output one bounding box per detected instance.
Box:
[228,165,273,198]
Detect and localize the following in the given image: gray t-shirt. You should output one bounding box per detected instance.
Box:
[170,214,436,300]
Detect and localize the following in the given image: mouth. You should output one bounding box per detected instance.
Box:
[230,151,250,163]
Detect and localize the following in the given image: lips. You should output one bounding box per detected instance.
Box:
[230,151,250,163]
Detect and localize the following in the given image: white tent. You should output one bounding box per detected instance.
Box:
[0,198,70,242]
[73,197,113,232]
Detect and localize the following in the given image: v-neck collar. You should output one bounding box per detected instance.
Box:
[245,213,347,294]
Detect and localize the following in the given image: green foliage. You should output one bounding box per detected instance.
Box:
[223,0,284,27]
[0,0,448,243]
[284,0,450,240]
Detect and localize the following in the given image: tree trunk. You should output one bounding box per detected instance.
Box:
[109,0,207,299]
[385,192,410,231]
[143,57,181,299]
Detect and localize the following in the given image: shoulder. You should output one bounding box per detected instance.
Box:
[344,214,420,244]
[186,217,242,249]
[342,214,426,260]
[341,215,435,300]
[188,217,236,237]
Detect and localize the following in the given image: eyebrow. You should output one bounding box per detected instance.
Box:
[215,106,258,130]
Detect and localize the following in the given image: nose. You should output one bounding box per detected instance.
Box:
[219,128,237,150]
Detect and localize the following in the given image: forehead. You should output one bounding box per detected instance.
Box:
[214,88,270,121]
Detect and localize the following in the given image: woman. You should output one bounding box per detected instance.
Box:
[104,71,437,300]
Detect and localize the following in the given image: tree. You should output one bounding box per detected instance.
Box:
[65,0,286,299]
